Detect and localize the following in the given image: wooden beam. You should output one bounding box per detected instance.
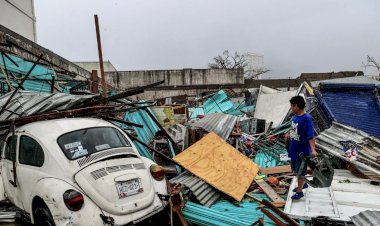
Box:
[94,14,107,100]
[259,165,292,175]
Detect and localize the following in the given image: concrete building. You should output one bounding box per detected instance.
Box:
[74,61,117,74]
[244,52,266,79]
[0,0,37,42]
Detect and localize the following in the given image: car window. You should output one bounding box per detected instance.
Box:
[57,127,131,160]
[19,136,44,167]
[4,136,17,161]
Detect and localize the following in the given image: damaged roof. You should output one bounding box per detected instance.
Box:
[316,83,380,138]
[0,91,94,121]
[316,122,380,177]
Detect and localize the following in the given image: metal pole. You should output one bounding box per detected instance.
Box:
[94,14,107,100]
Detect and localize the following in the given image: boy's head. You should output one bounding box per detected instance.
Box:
[289,96,306,114]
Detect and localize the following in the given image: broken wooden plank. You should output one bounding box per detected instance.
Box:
[255,179,286,207]
[245,193,284,208]
[259,165,292,175]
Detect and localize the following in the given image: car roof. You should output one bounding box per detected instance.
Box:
[16,118,117,138]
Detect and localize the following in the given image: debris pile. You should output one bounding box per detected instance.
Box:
[1,49,380,225]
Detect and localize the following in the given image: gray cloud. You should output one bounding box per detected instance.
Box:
[35,0,380,78]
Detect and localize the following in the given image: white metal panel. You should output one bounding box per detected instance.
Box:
[284,171,380,222]
[254,89,296,128]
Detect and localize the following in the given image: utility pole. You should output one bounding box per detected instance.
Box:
[94,14,107,101]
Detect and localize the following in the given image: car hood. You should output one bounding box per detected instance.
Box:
[74,157,155,215]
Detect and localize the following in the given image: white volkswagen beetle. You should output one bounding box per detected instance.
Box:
[0,118,168,226]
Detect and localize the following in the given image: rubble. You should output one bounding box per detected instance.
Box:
[1,41,380,225]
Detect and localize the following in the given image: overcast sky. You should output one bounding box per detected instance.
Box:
[35,0,380,78]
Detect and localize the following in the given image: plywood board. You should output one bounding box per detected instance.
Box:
[259,165,292,175]
[173,132,259,201]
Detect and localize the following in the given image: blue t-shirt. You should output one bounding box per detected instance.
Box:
[288,113,315,160]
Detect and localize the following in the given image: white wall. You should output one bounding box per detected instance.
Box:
[0,0,36,41]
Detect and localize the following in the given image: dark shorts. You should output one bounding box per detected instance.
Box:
[291,158,307,177]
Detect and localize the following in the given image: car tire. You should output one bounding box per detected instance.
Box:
[34,204,55,226]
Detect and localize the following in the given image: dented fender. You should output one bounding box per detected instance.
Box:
[30,178,104,226]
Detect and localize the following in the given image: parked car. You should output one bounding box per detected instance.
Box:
[0,118,168,226]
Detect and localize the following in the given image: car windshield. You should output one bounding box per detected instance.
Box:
[57,127,131,160]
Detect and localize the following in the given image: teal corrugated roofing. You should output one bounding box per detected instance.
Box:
[183,194,294,226]
[0,53,59,93]
[189,107,205,118]
[203,90,255,115]
[124,108,159,160]
[254,142,289,168]
[255,151,287,168]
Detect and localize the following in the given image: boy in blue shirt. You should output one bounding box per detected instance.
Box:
[288,96,317,200]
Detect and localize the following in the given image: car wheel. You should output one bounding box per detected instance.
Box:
[34,205,55,226]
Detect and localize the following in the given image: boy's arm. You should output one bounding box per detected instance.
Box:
[309,138,317,157]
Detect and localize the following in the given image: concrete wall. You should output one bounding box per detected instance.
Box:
[74,61,117,75]
[0,0,36,42]
[105,68,244,90]
[134,87,245,100]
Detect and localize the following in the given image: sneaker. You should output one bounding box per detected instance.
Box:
[292,183,308,192]
[291,192,304,200]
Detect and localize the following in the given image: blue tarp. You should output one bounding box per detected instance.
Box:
[316,83,380,138]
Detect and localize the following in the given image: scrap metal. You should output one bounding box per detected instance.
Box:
[170,171,220,207]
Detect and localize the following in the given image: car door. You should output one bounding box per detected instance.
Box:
[16,134,48,213]
[1,135,23,208]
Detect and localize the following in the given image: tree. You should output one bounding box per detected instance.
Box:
[362,55,380,79]
[208,50,270,79]
[208,50,248,69]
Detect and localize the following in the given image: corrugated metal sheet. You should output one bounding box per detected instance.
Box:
[316,122,380,176]
[183,194,287,226]
[170,171,220,207]
[124,108,159,160]
[351,210,380,226]
[254,88,297,128]
[0,53,62,93]
[284,170,380,222]
[254,139,289,168]
[189,107,205,119]
[203,90,255,115]
[0,91,94,121]
[316,83,380,138]
[190,113,238,140]
[311,76,380,87]
[204,90,235,114]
